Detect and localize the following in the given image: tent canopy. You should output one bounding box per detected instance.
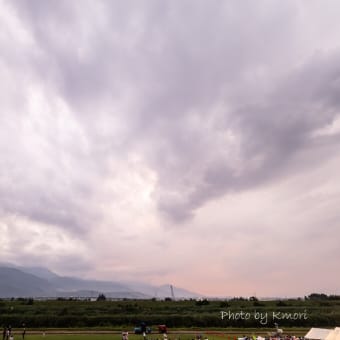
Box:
[305,328,333,340]
[324,329,340,340]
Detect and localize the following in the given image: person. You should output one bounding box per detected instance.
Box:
[2,327,6,340]
[122,331,129,340]
[140,323,147,340]
[22,324,26,340]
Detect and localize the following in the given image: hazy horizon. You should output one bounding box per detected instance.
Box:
[0,262,329,299]
[1,0,340,297]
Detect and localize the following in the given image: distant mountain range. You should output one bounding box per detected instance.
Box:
[0,264,200,299]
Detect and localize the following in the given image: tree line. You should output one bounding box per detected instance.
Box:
[0,295,340,328]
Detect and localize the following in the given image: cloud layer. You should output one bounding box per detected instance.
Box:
[1,0,340,296]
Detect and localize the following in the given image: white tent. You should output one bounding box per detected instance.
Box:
[305,328,333,340]
[324,329,340,340]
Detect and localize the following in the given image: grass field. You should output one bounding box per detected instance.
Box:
[12,328,310,340]
[13,334,308,340]
[14,335,238,340]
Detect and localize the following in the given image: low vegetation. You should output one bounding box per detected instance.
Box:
[0,294,339,329]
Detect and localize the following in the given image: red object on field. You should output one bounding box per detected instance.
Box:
[158,325,167,334]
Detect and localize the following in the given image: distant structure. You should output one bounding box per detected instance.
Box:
[170,285,175,300]
[268,323,283,337]
[275,323,283,335]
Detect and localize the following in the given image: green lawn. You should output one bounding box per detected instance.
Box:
[22,335,228,340]
[19,330,309,340]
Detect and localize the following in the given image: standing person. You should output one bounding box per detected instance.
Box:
[140,323,147,340]
[5,327,10,340]
[8,326,12,340]
[2,327,6,340]
[122,331,128,340]
[22,324,26,340]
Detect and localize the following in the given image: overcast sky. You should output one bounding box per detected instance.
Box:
[1,0,340,297]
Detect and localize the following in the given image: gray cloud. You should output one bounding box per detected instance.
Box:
[147,52,340,222]
[1,0,340,295]
[3,0,340,225]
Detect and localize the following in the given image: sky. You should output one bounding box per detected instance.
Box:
[1,0,340,298]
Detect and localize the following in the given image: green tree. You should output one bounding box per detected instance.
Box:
[97,294,107,301]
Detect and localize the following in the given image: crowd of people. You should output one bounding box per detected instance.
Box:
[2,325,26,340]
[240,336,304,340]
[2,326,13,340]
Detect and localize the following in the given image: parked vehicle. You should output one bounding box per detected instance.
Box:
[134,322,152,335]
